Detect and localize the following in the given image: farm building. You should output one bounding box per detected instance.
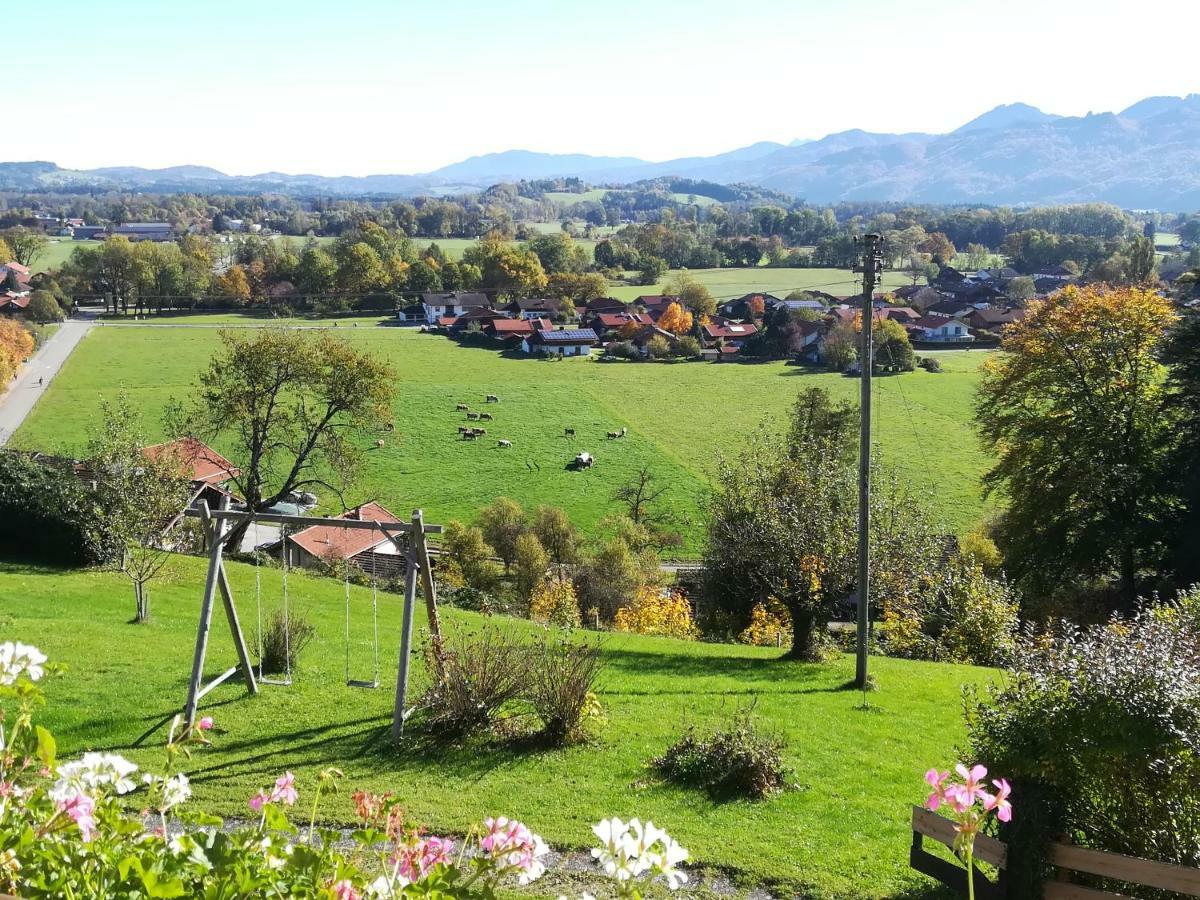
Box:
[522,328,599,357]
[113,223,173,242]
[701,320,758,350]
[282,501,408,578]
[503,297,559,319]
[142,437,241,512]
[968,307,1027,331]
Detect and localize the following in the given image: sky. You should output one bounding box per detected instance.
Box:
[12,0,1200,176]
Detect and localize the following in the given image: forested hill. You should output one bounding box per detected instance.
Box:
[4,94,1200,208]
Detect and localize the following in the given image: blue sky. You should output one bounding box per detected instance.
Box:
[12,0,1199,174]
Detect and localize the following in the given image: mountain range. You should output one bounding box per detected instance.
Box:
[3,94,1200,208]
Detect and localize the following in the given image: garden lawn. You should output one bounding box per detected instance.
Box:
[11,328,993,553]
[0,558,990,898]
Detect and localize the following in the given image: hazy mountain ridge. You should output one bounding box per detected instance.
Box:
[4,94,1200,207]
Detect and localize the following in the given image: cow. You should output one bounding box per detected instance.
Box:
[462,431,478,441]
[564,428,576,437]
[458,426,471,434]
[485,394,499,403]
[374,439,385,448]
[456,403,469,411]
[474,428,487,436]
[497,439,512,448]
[466,412,480,421]
[479,412,493,421]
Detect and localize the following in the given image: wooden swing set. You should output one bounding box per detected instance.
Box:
[180,498,445,741]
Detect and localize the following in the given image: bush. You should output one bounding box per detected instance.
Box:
[652,708,791,800]
[438,584,513,616]
[420,628,529,736]
[880,560,1019,666]
[529,576,581,628]
[258,608,316,674]
[605,340,638,360]
[738,601,791,647]
[674,335,702,358]
[613,587,696,639]
[966,594,1200,896]
[0,452,119,566]
[526,636,604,745]
[918,356,943,373]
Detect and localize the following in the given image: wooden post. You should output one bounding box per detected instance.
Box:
[216,562,258,694]
[392,517,421,741]
[184,503,225,729]
[411,508,446,680]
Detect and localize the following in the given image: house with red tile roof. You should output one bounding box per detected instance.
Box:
[283,501,407,578]
[142,437,242,512]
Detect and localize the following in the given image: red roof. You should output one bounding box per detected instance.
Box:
[288,501,403,561]
[635,295,679,308]
[142,437,240,485]
[436,316,458,327]
[488,318,534,334]
[702,322,758,340]
[2,262,30,277]
[882,306,920,321]
[595,312,653,328]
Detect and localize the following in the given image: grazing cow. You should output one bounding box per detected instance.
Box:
[462,431,478,441]
[466,412,480,421]
[607,430,620,439]
[564,428,576,437]
[456,403,469,411]
[479,412,493,421]
[486,394,499,403]
[458,426,471,434]
[374,439,385,448]
[474,428,487,435]
[497,439,512,448]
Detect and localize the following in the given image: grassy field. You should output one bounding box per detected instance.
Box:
[0,557,985,897]
[12,327,991,552]
[33,238,100,273]
[1156,232,1181,248]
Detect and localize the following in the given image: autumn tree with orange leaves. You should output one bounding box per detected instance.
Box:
[0,319,34,383]
[976,285,1179,609]
[657,301,693,335]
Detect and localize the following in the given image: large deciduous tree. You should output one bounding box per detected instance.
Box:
[704,388,858,659]
[2,227,49,268]
[174,329,395,546]
[976,285,1178,608]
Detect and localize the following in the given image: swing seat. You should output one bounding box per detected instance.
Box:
[346,678,378,689]
[259,675,292,687]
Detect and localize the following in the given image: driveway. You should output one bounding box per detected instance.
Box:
[0,314,96,446]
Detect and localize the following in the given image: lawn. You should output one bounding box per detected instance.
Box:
[33,238,100,273]
[607,267,913,303]
[11,328,993,553]
[0,557,986,898]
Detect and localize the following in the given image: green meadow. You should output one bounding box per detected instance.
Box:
[12,327,992,553]
[0,557,985,898]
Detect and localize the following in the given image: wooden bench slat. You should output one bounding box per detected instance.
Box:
[911,806,1008,869]
[1049,843,1200,896]
[1044,881,1134,900]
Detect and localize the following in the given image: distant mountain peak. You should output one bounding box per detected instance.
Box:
[953,102,1061,133]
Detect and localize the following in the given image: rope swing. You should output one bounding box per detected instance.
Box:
[257,524,292,687]
[344,543,381,689]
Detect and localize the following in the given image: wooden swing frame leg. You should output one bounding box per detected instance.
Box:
[184,500,258,729]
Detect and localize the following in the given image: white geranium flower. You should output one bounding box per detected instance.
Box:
[52,752,139,800]
[0,643,47,685]
[160,774,191,811]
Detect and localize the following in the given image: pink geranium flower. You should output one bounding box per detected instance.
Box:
[197,717,214,731]
[269,772,298,806]
[249,790,269,812]
[330,880,360,900]
[924,768,951,811]
[984,778,1013,823]
[58,791,96,841]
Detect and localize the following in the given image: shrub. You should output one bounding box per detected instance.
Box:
[674,335,702,358]
[529,576,581,628]
[512,532,549,610]
[613,587,696,639]
[919,356,943,373]
[966,595,1200,896]
[738,600,792,647]
[420,628,529,736]
[959,530,1002,573]
[652,708,791,800]
[438,584,513,616]
[526,636,604,745]
[605,340,638,360]
[880,560,1019,666]
[258,608,316,674]
[0,451,119,566]
[441,521,500,592]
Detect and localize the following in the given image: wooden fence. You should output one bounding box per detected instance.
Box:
[912,806,1200,899]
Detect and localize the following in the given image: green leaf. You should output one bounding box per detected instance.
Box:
[35,725,56,768]
[262,803,295,833]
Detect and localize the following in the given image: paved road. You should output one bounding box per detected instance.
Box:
[0,315,96,446]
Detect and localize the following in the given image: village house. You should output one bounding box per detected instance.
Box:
[632,294,679,313]
[701,320,759,350]
[583,296,627,315]
[142,437,241,513]
[880,306,921,323]
[282,501,408,579]
[587,310,654,338]
[502,297,559,320]
[483,316,551,347]
[447,307,511,334]
[420,291,491,325]
[719,293,780,319]
[522,327,599,356]
[968,307,1027,332]
[912,315,974,343]
[618,324,679,357]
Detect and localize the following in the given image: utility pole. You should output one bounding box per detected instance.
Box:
[853,233,883,690]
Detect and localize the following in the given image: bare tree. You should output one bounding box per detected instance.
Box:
[612,466,668,526]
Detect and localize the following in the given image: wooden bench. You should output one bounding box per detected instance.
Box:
[1045,841,1200,899]
[910,805,1008,900]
